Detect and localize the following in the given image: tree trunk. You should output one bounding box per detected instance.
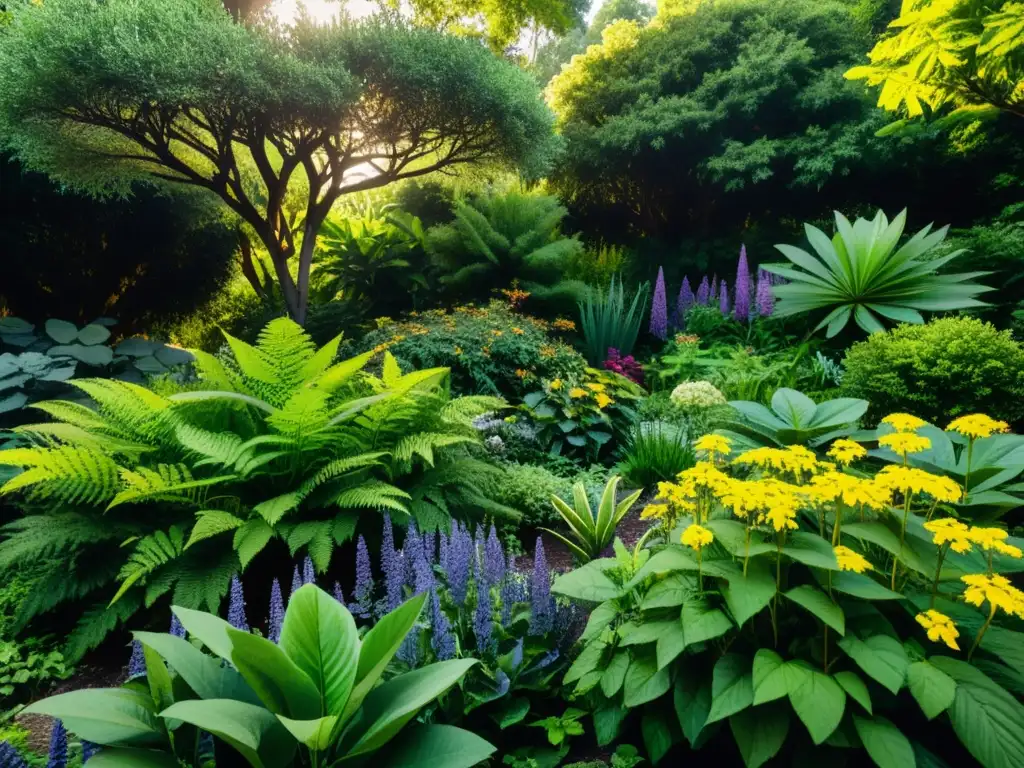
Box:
[294,213,324,326]
[263,237,302,323]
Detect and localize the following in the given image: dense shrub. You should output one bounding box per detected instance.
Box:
[841,317,1024,426]
[355,302,586,398]
[479,462,608,529]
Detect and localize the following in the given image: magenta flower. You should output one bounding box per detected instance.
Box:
[696,276,710,305]
[719,279,730,315]
[734,245,751,322]
[756,269,774,317]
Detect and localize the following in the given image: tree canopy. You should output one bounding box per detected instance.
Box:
[0,0,558,323]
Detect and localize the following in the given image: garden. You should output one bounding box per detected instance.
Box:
[0,0,1023,766]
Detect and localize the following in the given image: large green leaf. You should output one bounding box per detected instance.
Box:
[160,699,295,768]
[827,572,902,600]
[131,632,259,705]
[275,714,337,750]
[729,704,790,768]
[751,650,810,706]
[87,749,182,767]
[642,709,676,765]
[771,389,816,428]
[623,652,671,707]
[720,559,776,627]
[838,634,907,694]
[228,629,322,720]
[852,714,915,768]
[907,660,956,721]
[375,724,496,768]
[682,598,733,649]
[783,585,845,635]
[673,669,712,748]
[171,606,236,661]
[930,656,1024,768]
[340,659,477,757]
[641,572,694,610]
[705,654,753,725]
[834,671,872,714]
[279,584,359,717]
[24,689,164,748]
[788,669,845,745]
[601,651,630,697]
[551,560,622,602]
[781,532,839,569]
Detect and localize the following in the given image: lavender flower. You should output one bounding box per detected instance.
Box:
[0,742,27,768]
[649,266,668,340]
[302,556,315,586]
[351,535,374,619]
[268,578,285,643]
[501,566,529,625]
[169,615,185,639]
[423,531,436,565]
[127,640,146,679]
[333,582,345,605]
[227,576,249,632]
[473,557,494,655]
[406,522,434,595]
[397,630,421,667]
[429,588,456,661]
[473,526,485,575]
[81,742,100,763]
[719,279,730,315]
[529,538,554,636]
[46,719,67,768]
[676,276,694,327]
[710,274,719,302]
[448,523,472,606]
[438,530,450,573]
[485,525,506,587]
[290,565,302,599]
[756,269,774,317]
[696,276,710,305]
[380,515,406,616]
[734,245,751,322]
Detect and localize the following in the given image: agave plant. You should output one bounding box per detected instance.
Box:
[719,387,869,449]
[543,475,642,562]
[578,277,649,366]
[763,209,993,337]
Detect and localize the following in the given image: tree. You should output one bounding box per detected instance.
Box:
[845,0,1024,121]
[0,0,558,324]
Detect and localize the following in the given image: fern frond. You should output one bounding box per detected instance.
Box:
[112,526,186,603]
[0,512,131,568]
[15,557,120,630]
[223,328,282,385]
[299,452,389,495]
[71,379,173,443]
[175,423,248,470]
[332,480,410,514]
[254,317,317,389]
[108,464,235,509]
[393,433,474,466]
[266,388,331,442]
[234,518,275,568]
[64,593,142,663]
[0,445,122,505]
[14,422,156,458]
[186,510,245,550]
[171,548,236,612]
[440,396,508,425]
[29,400,109,431]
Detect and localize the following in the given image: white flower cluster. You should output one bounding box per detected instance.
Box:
[670,380,727,409]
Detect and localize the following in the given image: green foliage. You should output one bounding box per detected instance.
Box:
[565,243,633,289]
[477,463,575,529]
[0,639,71,716]
[544,476,642,562]
[530,707,586,746]
[427,190,586,307]
[356,303,587,399]
[521,370,642,462]
[26,587,493,767]
[0,1,557,323]
[616,421,696,489]
[0,318,514,658]
[763,209,993,337]
[846,0,1024,121]
[720,387,869,449]
[579,278,649,366]
[841,316,1024,427]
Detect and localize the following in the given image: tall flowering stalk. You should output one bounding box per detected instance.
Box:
[333,582,345,605]
[0,742,27,768]
[81,742,100,764]
[649,266,668,340]
[352,535,374,619]
[676,276,694,327]
[755,269,774,317]
[710,275,719,301]
[696,276,710,305]
[290,565,302,598]
[529,538,554,636]
[448,523,472,606]
[485,525,506,587]
[719,280,730,315]
[268,578,285,643]
[169,615,186,639]
[127,640,146,679]
[46,719,67,768]
[302,556,316,586]
[473,555,494,654]
[407,522,434,595]
[430,588,456,661]
[227,575,249,632]
[734,245,751,322]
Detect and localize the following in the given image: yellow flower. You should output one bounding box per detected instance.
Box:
[511,327,525,335]
[923,517,973,553]
[915,610,960,650]
[585,382,606,393]
[454,346,463,356]
[874,465,962,502]
[968,527,1023,559]
[569,387,589,399]
[834,545,873,573]
[694,434,732,458]
[962,574,1024,619]
[549,379,563,391]
[947,414,1010,440]
[681,524,714,550]
[882,413,927,432]
[553,318,577,332]
[539,345,557,358]
[828,439,867,465]
[515,369,529,379]
[677,461,732,493]
[491,329,504,337]
[879,432,932,456]
[595,392,614,409]
[733,445,820,476]
[808,472,889,510]
[762,505,798,532]
[716,479,761,520]
[640,504,670,520]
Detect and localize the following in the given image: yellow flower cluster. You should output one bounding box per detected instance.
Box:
[879,431,932,457]
[874,465,962,502]
[827,439,867,465]
[733,445,820,476]
[694,434,731,459]
[968,526,1023,559]
[947,414,1010,440]
[569,387,588,399]
[552,318,577,332]
[808,471,889,510]
[915,610,960,650]
[834,545,873,573]
[962,574,1024,619]
[923,517,973,553]
[595,393,614,409]
[681,523,714,550]
[882,413,927,432]
[549,378,563,391]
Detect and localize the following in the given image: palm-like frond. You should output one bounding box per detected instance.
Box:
[0,445,122,504]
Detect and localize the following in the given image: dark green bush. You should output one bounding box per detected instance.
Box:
[840,316,1024,426]
[355,302,587,398]
[481,463,607,529]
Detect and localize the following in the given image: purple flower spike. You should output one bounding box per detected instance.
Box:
[169,615,186,639]
[127,640,146,679]
[438,531,450,573]
[407,522,434,595]
[485,526,505,587]
[268,578,285,643]
[649,266,668,340]
[0,742,28,768]
[302,556,315,586]
[81,742,100,763]
[529,538,554,636]
[473,556,494,654]
[710,274,719,301]
[228,575,249,632]
[430,588,456,661]
[46,719,67,768]
[734,245,751,322]
[719,279,730,315]
[290,565,302,599]
[696,276,710,305]
[448,523,472,606]
[423,531,436,564]
[756,269,774,317]
[677,276,694,327]
[352,535,374,619]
